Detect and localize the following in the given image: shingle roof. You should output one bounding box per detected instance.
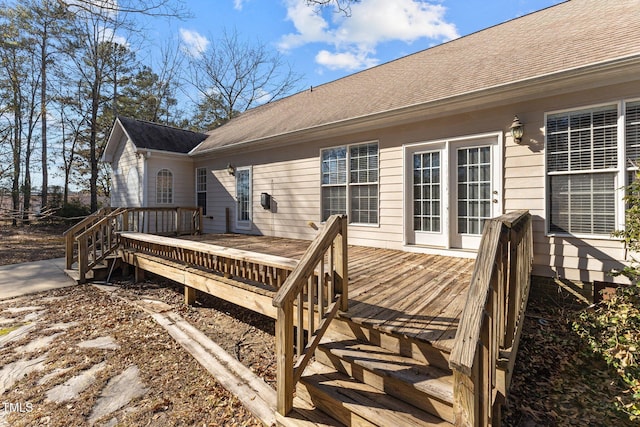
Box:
[192,0,640,155]
[118,116,208,154]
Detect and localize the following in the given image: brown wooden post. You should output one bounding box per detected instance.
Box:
[135,263,145,283]
[176,208,182,236]
[122,210,129,232]
[335,215,348,311]
[225,207,231,233]
[185,285,196,305]
[65,234,74,270]
[78,236,88,284]
[275,303,294,416]
[197,207,203,234]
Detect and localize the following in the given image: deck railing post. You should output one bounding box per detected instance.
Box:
[78,235,88,284]
[176,208,182,236]
[335,215,348,311]
[65,233,74,270]
[275,303,294,415]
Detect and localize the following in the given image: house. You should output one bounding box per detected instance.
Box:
[104,0,640,291]
[103,116,208,209]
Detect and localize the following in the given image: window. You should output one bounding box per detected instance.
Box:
[546,103,638,236]
[196,168,207,215]
[321,142,378,224]
[156,169,173,204]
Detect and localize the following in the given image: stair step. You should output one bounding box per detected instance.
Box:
[328,317,452,372]
[276,396,345,427]
[298,361,453,427]
[316,333,454,422]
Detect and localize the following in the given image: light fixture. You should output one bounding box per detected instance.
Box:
[510,115,525,144]
[226,163,235,176]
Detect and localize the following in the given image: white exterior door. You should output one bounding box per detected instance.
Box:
[405,133,502,250]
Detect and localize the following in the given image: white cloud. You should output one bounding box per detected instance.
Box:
[233,0,245,11]
[315,49,378,71]
[179,29,209,58]
[279,0,459,72]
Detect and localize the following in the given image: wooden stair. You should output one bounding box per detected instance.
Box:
[287,317,455,426]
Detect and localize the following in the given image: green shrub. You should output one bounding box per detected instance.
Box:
[572,172,640,421]
[573,285,640,420]
[57,199,91,219]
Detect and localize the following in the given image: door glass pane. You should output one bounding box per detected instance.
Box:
[236,169,250,222]
[457,146,491,235]
[413,152,441,232]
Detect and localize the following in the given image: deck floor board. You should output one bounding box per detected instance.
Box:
[187,234,474,353]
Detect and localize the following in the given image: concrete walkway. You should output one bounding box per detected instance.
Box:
[0,258,75,300]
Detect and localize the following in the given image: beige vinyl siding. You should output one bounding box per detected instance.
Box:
[193,80,638,285]
[110,136,143,207]
[146,156,195,207]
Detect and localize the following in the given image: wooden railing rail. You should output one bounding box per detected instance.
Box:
[66,207,203,283]
[121,207,202,236]
[119,232,298,289]
[63,207,114,269]
[272,214,348,416]
[75,208,127,283]
[449,210,532,427]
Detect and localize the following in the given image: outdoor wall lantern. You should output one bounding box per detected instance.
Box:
[226,163,235,176]
[510,115,525,144]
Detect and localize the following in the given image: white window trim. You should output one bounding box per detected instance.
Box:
[235,166,252,231]
[402,131,503,249]
[196,167,207,215]
[156,168,174,205]
[319,140,380,226]
[544,101,628,239]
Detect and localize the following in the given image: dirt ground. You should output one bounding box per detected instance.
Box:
[0,225,66,266]
[0,224,273,426]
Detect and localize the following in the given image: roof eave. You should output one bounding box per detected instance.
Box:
[192,54,640,157]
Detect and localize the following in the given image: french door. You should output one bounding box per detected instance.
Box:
[405,133,502,250]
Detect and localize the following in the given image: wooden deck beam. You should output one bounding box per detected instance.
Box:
[122,251,278,319]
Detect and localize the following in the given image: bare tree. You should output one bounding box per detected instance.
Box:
[305,0,359,15]
[186,29,301,130]
[56,0,190,19]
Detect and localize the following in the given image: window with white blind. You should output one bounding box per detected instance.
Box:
[321,142,378,224]
[546,101,640,236]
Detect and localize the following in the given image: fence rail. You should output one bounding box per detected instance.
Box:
[449,210,533,427]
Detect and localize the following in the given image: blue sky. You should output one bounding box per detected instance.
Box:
[154,0,565,91]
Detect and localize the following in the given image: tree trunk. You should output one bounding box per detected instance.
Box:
[41,34,48,210]
[90,82,99,212]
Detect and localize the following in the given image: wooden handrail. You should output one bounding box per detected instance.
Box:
[273,214,348,416]
[63,207,113,269]
[65,206,203,283]
[449,210,532,427]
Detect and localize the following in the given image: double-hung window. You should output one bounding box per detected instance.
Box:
[546,101,640,236]
[321,142,378,224]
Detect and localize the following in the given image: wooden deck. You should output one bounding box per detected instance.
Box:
[67,209,532,426]
[186,233,475,353]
